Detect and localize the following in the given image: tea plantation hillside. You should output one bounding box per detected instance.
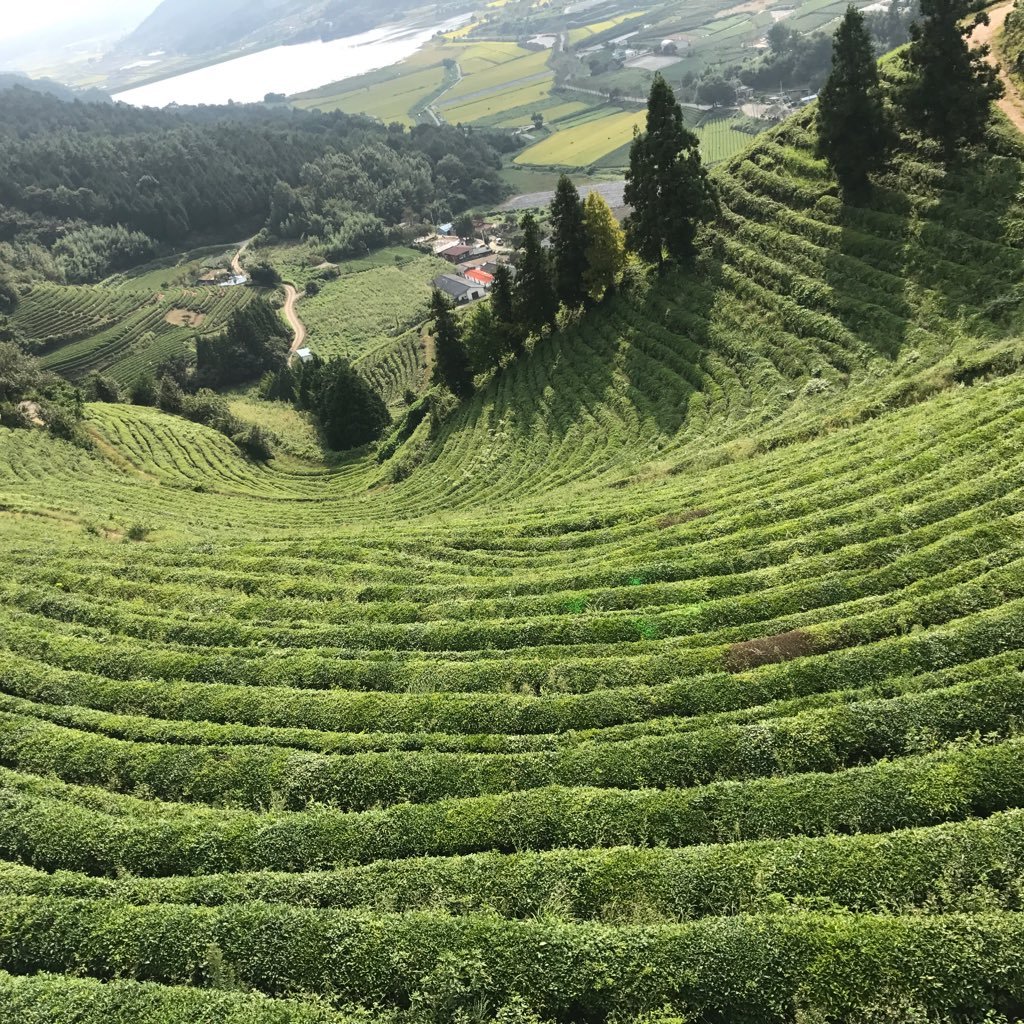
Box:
[6,109,1024,1023]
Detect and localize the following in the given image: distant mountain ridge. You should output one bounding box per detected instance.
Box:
[113,0,457,59]
[0,73,109,103]
[119,0,294,57]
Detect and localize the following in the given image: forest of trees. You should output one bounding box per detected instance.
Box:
[0,88,511,283]
[262,134,509,259]
[816,0,1001,191]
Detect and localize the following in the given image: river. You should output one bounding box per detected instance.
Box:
[113,15,469,108]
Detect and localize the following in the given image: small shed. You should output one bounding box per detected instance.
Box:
[294,347,314,363]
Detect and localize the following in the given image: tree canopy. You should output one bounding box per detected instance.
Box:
[582,192,626,302]
[624,75,717,269]
[549,176,589,309]
[816,6,892,197]
[898,0,1003,154]
[430,290,474,398]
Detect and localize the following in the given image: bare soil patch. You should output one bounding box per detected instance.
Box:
[975,2,1024,134]
[165,308,206,328]
[725,629,819,672]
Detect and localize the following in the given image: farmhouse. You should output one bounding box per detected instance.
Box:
[434,274,484,303]
[439,244,475,264]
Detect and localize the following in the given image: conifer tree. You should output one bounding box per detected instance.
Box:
[817,6,892,197]
[491,264,515,325]
[514,213,558,334]
[549,175,588,308]
[898,0,1003,155]
[624,74,717,270]
[582,191,626,302]
[430,289,473,398]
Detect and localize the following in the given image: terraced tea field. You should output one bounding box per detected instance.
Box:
[14,280,258,383]
[5,110,1024,1021]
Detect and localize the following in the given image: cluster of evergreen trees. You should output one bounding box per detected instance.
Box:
[816,0,1002,197]
[195,301,292,389]
[430,74,717,399]
[260,356,390,451]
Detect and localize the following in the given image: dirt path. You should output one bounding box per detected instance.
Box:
[231,238,251,278]
[283,284,307,356]
[975,1,1024,133]
[425,61,462,126]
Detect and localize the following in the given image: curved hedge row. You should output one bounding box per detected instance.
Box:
[1,900,1023,1023]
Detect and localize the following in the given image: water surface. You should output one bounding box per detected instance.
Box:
[114,17,467,108]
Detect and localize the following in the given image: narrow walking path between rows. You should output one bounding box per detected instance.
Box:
[977,1,1024,133]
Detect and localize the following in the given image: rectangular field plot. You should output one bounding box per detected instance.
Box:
[696,115,758,164]
[440,47,552,103]
[567,14,643,45]
[441,79,554,124]
[293,65,445,124]
[513,108,645,166]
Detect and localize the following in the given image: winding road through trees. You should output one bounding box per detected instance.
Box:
[232,238,307,358]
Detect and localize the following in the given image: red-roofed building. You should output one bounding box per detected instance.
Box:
[464,267,494,288]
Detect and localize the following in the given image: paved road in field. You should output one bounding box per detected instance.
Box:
[500,179,626,211]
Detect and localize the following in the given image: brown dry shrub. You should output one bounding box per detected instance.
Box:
[725,629,818,672]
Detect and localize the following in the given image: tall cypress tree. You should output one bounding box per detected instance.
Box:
[488,263,524,358]
[817,6,892,197]
[624,74,717,270]
[430,290,473,398]
[582,191,626,302]
[491,264,515,324]
[898,0,1003,156]
[549,175,589,308]
[514,213,558,335]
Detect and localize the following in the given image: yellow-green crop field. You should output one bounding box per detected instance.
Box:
[292,65,444,124]
[567,13,643,45]
[514,107,644,165]
[492,98,591,128]
[441,79,554,124]
[441,46,551,102]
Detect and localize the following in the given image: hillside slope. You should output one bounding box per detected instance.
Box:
[3,110,1024,1021]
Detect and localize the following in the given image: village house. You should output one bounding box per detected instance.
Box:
[434,274,485,303]
[439,244,475,264]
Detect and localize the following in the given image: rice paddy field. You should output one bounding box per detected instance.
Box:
[5,109,1024,1021]
[516,109,754,168]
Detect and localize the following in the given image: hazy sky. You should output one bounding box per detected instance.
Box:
[0,0,154,43]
